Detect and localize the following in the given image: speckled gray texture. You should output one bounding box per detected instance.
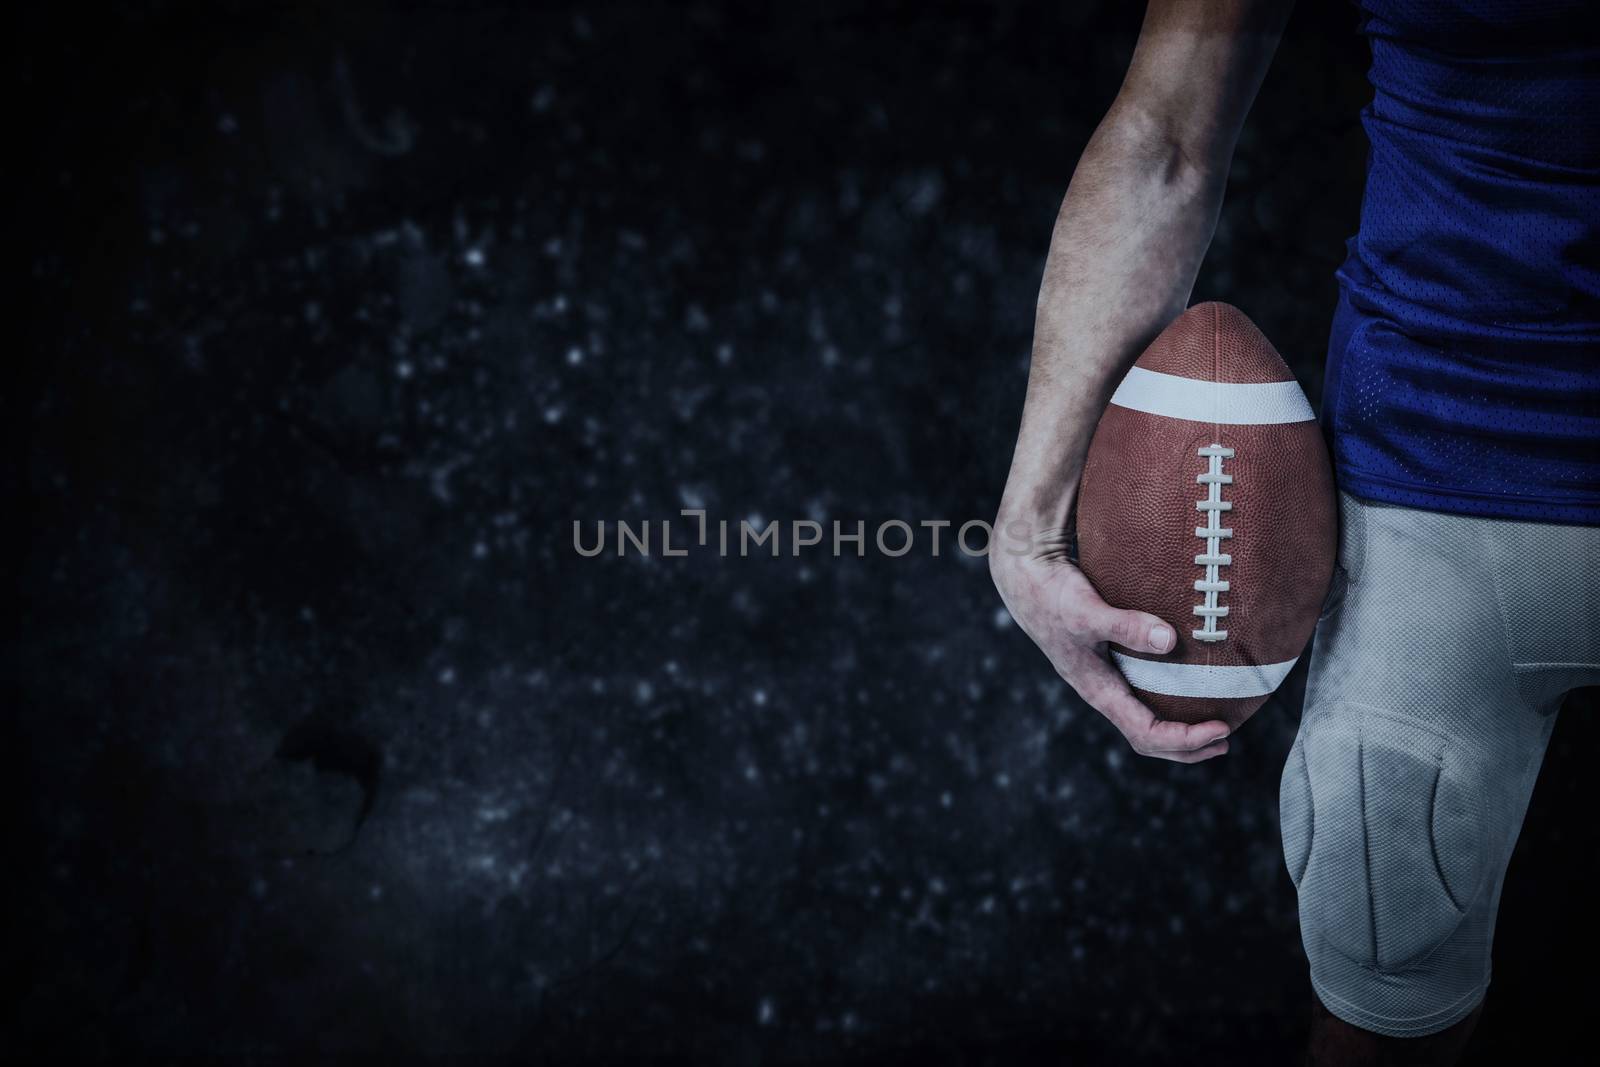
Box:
[1285,494,1600,1037]
[12,2,1597,1063]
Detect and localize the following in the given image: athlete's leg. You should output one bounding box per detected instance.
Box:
[1281,493,1600,1060]
[1305,994,1481,1067]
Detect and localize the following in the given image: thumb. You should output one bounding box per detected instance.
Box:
[1086,603,1176,655]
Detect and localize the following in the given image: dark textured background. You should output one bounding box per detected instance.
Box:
[12,2,1598,1062]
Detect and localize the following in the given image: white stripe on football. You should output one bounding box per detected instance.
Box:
[1111,651,1299,699]
[1108,366,1315,425]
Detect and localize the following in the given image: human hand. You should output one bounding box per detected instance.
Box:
[991,526,1231,763]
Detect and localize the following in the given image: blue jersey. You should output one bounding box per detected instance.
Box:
[1323,0,1600,524]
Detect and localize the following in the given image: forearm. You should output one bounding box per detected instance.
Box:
[1000,104,1227,531]
[987,0,1290,761]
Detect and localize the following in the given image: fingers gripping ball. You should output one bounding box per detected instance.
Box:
[1076,303,1337,728]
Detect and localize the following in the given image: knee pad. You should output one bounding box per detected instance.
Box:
[1280,703,1494,1033]
[1282,702,1487,968]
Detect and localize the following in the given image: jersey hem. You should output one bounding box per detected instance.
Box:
[1335,466,1600,526]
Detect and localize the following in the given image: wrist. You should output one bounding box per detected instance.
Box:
[996,471,1077,560]
[997,480,1074,531]
[998,429,1084,530]
[990,502,1077,569]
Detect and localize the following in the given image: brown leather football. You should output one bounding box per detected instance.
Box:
[1077,302,1337,729]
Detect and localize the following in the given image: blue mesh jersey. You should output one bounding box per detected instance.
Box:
[1323,0,1600,523]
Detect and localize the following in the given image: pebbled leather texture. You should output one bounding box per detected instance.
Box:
[1077,303,1337,727]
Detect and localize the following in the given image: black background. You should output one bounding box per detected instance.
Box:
[12,1,1598,1062]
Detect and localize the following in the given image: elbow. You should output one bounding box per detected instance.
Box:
[1094,96,1233,196]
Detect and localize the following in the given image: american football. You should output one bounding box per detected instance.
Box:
[1077,302,1337,729]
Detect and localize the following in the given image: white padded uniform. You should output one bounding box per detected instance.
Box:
[1280,492,1600,1036]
